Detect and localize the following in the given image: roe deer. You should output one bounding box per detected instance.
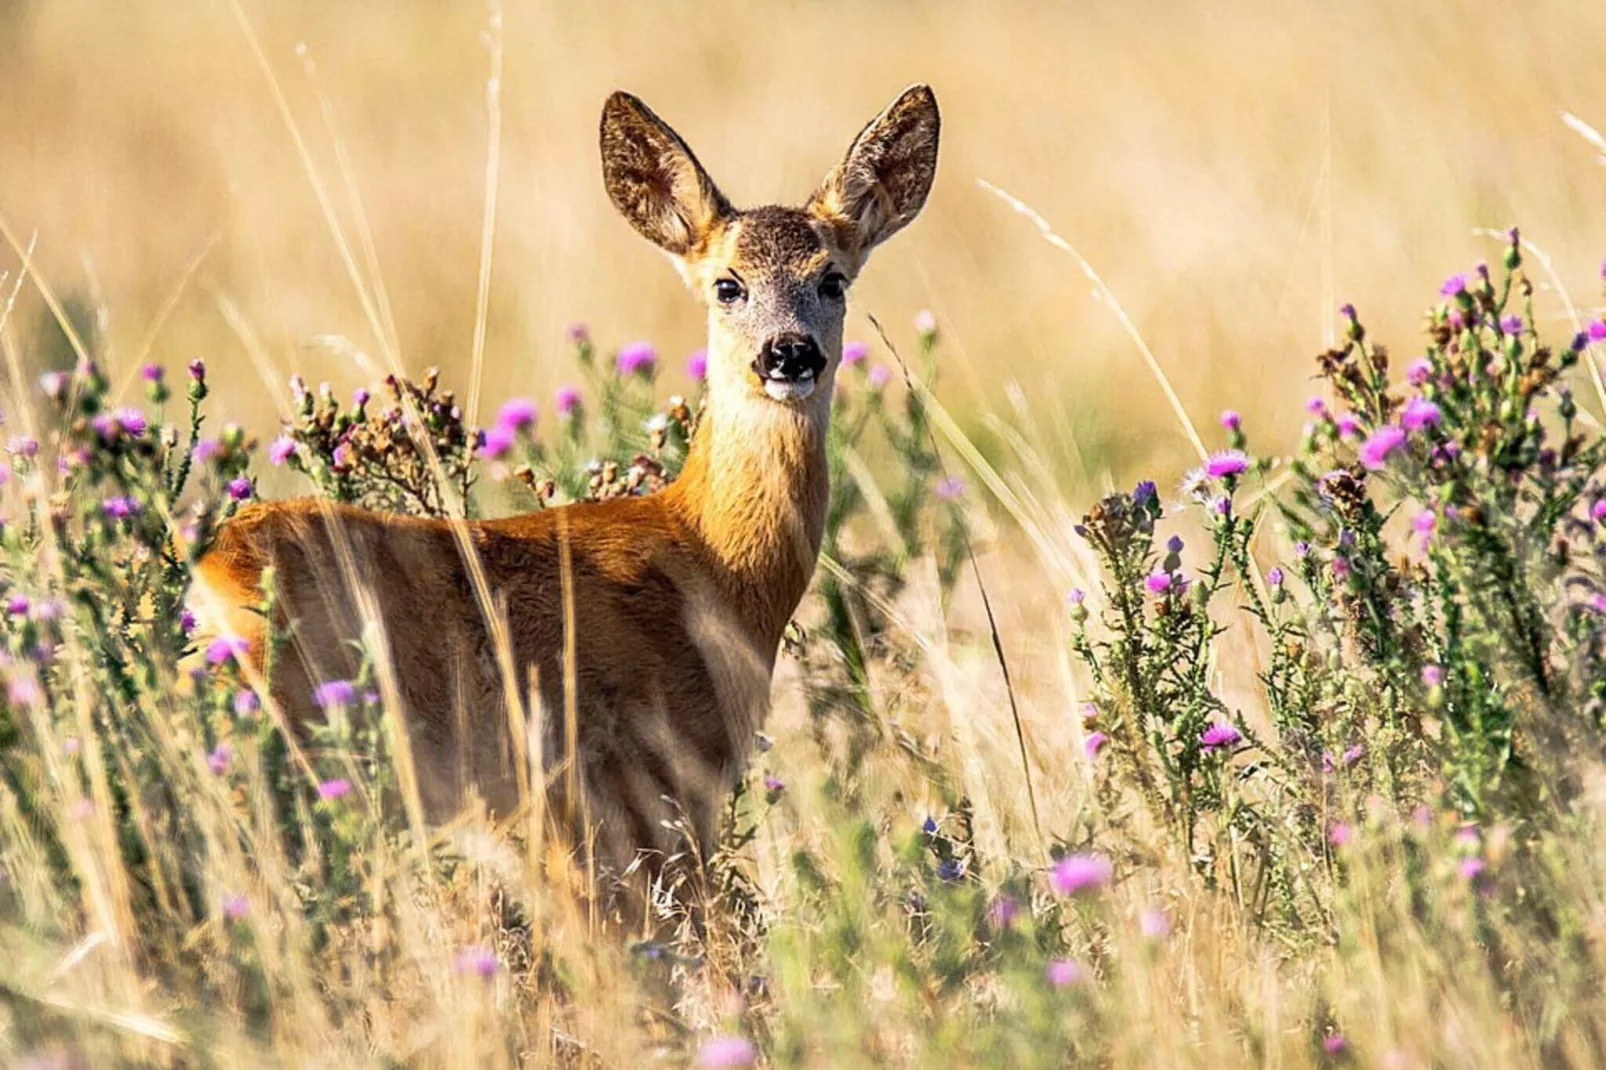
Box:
[192,85,940,893]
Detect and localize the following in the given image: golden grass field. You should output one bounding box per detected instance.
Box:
[4,0,1605,482]
[6,2,1606,1066]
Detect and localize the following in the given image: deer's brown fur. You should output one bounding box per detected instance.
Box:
[193,85,939,892]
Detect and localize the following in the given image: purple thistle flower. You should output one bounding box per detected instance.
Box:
[1050,852,1113,896]
[1406,359,1433,386]
[1220,409,1241,431]
[222,894,249,921]
[1266,567,1285,587]
[1592,499,1606,522]
[40,370,70,399]
[1400,398,1441,432]
[1339,303,1357,320]
[313,680,356,709]
[1045,958,1085,987]
[188,359,206,382]
[1440,274,1467,297]
[1499,314,1524,336]
[867,364,891,390]
[1584,320,1606,343]
[1459,856,1487,880]
[1323,1035,1347,1056]
[207,742,233,776]
[180,609,198,634]
[1342,743,1365,766]
[1145,571,1173,594]
[1358,425,1407,469]
[1205,450,1248,478]
[685,349,708,381]
[1085,731,1109,759]
[91,413,119,441]
[115,407,148,436]
[842,340,869,367]
[317,778,352,800]
[988,894,1020,928]
[763,775,784,793]
[1139,906,1172,940]
[1413,509,1437,534]
[227,478,253,501]
[480,424,516,460]
[914,309,938,337]
[234,688,260,716]
[192,438,223,463]
[1132,480,1157,506]
[352,387,371,408]
[453,944,499,979]
[8,435,37,458]
[934,476,965,500]
[205,636,248,665]
[496,398,539,433]
[616,341,657,377]
[102,496,141,519]
[6,595,28,617]
[565,322,590,345]
[1067,588,1085,605]
[1305,396,1329,418]
[1200,722,1241,752]
[697,1036,757,1068]
[1421,664,1445,687]
[1329,822,1354,847]
[7,674,41,707]
[555,386,582,418]
[268,435,296,466]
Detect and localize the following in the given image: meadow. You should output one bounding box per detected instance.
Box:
[5,1,1606,1066]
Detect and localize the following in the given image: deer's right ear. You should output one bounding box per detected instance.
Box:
[600,92,732,257]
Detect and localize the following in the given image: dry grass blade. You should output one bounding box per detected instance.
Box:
[978,179,1209,464]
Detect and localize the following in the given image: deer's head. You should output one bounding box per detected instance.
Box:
[600,86,939,408]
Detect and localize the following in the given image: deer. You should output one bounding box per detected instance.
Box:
[191,85,940,903]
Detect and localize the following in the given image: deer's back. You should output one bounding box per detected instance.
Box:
[195,496,765,853]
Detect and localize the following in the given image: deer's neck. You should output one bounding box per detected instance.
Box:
[666,393,830,650]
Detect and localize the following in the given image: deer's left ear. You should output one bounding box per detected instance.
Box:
[807,84,940,260]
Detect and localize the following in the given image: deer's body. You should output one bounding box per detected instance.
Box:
[193,86,939,889]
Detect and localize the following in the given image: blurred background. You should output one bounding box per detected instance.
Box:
[2,0,1605,491]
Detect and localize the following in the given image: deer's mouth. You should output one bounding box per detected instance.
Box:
[752,344,827,403]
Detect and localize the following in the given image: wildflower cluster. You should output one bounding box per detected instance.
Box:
[279,366,476,517]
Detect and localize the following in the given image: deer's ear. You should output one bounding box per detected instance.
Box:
[807,85,940,259]
[600,92,732,256]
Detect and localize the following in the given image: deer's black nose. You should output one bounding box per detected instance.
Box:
[754,333,827,383]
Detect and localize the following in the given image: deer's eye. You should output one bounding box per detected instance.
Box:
[819,272,848,301]
[714,278,745,305]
